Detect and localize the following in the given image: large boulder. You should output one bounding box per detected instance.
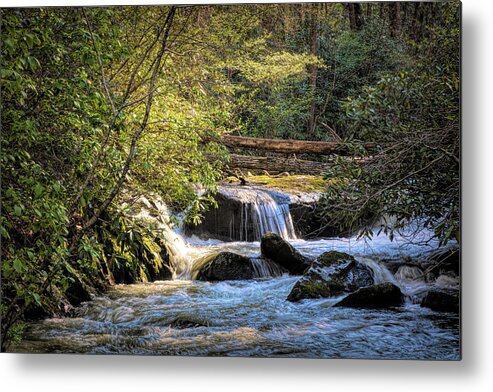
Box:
[289,203,341,238]
[260,232,312,275]
[184,191,245,241]
[334,283,405,309]
[287,251,374,302]
[196,252,256,281]
[421,289,459,313]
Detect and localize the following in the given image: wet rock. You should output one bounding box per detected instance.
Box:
[184,191,245,241]
[196,252,255,281]
[421,289,459,313]
[169,317,210,329]
[333,283,405,309]
[151,237,173,280]
[260,232,312,274]
[289,202,350,239]
[287,251,374,302]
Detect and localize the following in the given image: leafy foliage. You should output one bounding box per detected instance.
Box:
[0,3,460,350]
[318,2,460,244]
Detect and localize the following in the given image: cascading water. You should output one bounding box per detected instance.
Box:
[250,257,286,278]
[188,186,297,242]
[13,192,459,359]
[122,194,209,279]
[123,191,297,279]
[235,189,297,241]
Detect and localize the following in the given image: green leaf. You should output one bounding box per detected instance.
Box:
[34,183,43,197]
[32,293,42,306]
[14,205,22,216]
[13,258,24,273]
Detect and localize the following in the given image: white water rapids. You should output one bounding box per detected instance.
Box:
[13,191,460,359]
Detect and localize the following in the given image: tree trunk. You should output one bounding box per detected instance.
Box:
[412,2,425,42]
[347,3,363,31]
[213,135,377,156]
[354,3,363,30]
[307,4,318,136]
[391,2,401,37]
[347,3,355,31]
[227,154,332,175]
[223,154,372,175]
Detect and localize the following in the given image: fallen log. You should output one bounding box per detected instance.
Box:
[218,135,377,156]
[226,154,332,175]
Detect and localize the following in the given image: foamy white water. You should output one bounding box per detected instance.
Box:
[14,191,458,359]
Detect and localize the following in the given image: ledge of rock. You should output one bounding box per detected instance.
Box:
[333,283,405,309]
[196,251,256,281]
[260,232,312,275]
[287,250,374,302]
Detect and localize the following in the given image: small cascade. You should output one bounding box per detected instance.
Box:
[214,187,298,242]
[123,194,211,280]
[237,194,296,241]
[358,257,430,303]
[185,186,298,242]
[250,258,286,278]
[394,265,425,282]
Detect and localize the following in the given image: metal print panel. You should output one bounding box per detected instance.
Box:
[0,1,461,359]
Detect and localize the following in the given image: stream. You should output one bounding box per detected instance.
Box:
[13,190,460,359]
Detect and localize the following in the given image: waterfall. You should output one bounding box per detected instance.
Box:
[250,257,286,278]
[223,187,297,241]
[358,257,430,303]
[123,194,209,280]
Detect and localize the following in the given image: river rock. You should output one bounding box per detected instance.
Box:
[168,317,210,329]
[420,289,459,313]
[184,191,244,241]
[287,251,374,302]
[333,283,405,309]
[151,237,173,280]
[289,203,341,238]
[196,252,256,281]
[260,232,312,274]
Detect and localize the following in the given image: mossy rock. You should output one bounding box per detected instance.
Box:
[238,175,328,194]
[317,250,355,266]
[287,250,374,302]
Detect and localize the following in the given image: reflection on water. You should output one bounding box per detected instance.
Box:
[15,276,459,359]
